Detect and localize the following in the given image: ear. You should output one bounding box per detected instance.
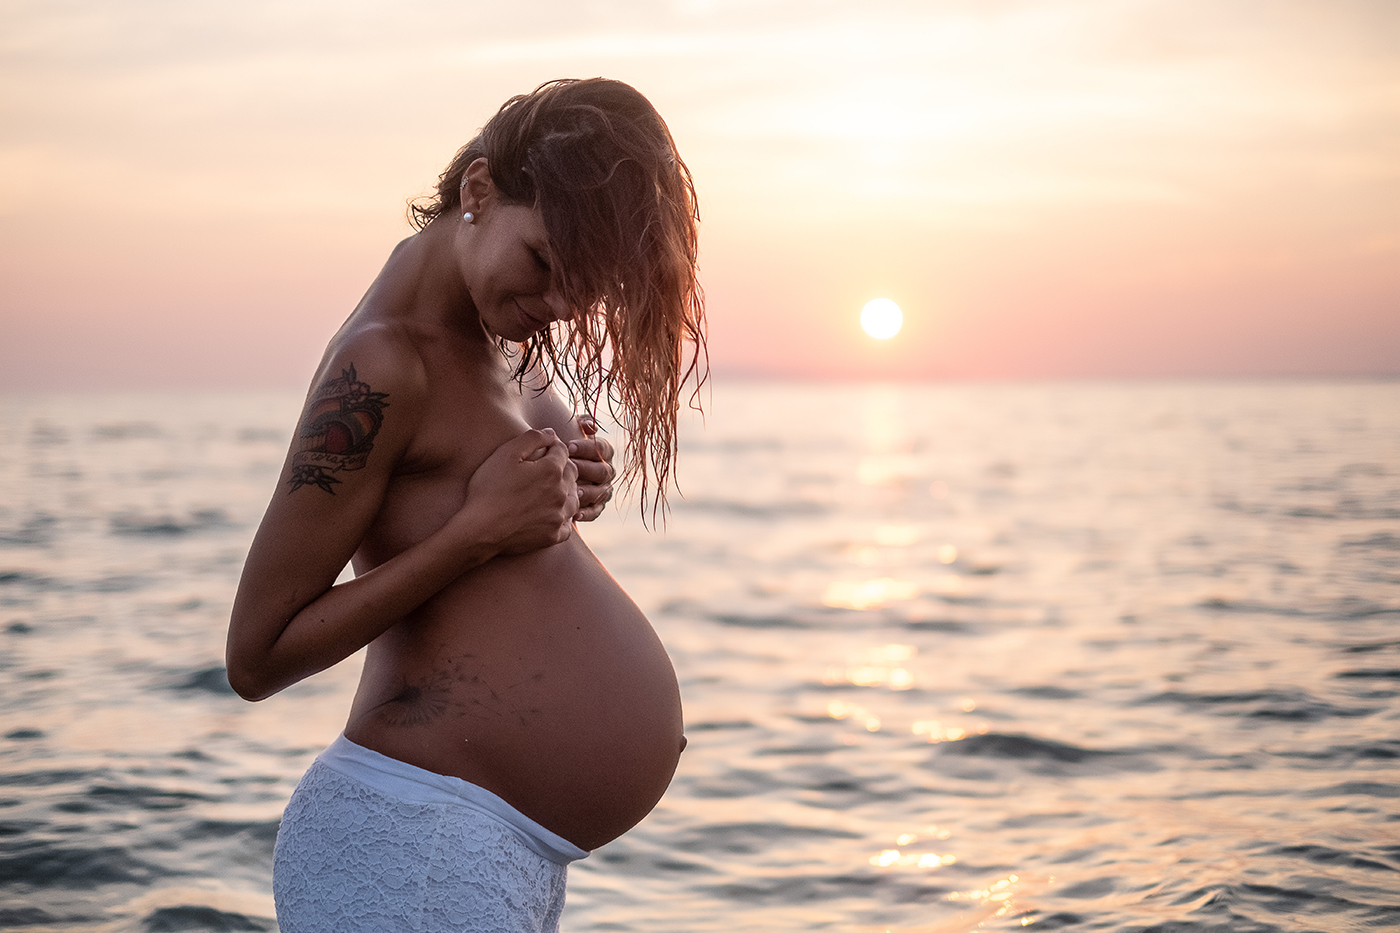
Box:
[460,158,497,215]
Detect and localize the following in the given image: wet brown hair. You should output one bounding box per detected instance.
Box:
[411,78,706,519]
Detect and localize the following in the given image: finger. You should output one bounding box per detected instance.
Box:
[536,432,572,467]
[575,488,611,520]
[576,414,598,438]
[574,491,609,520]
[517,428,558,463]
[574,476,612,521]
[568,436,612,464]
[573,458,613,486]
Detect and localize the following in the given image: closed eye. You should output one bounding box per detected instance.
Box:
[531,249,552,273]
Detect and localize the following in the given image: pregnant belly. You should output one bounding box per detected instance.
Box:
[343,535,684,851]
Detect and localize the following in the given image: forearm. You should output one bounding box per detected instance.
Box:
[228,512,502,700]
[228,425,577,701]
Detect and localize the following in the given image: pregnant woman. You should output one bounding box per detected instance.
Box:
[225,78,705,932]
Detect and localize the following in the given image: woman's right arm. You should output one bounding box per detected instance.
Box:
[225,334,578,701]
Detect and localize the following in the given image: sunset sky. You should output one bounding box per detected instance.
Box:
[1,0,1396,389]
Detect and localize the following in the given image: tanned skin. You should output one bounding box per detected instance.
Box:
[227,159,685,851]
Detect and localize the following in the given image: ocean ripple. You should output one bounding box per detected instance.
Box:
[4,383,1399,932]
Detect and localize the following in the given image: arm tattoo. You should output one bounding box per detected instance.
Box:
[288,363,390,494]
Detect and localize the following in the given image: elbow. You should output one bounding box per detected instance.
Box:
[226,613,294,701]
[226,665,270,702]
[224,651,280,702]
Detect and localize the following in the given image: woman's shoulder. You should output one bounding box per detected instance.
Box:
[310,319,431,420]
[331,309,428,370]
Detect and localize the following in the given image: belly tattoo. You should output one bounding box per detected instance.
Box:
[372,655,546,728]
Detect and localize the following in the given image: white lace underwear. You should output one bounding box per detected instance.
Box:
[273,734,588,933]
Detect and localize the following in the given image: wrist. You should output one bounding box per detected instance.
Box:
[443,503,506,565]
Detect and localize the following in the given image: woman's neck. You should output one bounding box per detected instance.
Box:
[363,220,488,344]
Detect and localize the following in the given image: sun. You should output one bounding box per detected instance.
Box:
[861,298,903,339]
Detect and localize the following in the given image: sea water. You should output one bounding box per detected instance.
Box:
[0,381,1397,932]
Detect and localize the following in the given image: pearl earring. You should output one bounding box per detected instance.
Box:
[462,211,475,224]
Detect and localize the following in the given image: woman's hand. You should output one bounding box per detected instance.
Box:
[458,427,580,554]
[568,415,615,522]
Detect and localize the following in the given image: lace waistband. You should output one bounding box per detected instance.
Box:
[315,734,589,865]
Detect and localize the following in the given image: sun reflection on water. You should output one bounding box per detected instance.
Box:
[8,384,1400,933]
[950,874,1021,902]
[869,827,959,873]
[823,644,917,690]
[873,524,921,547]
[821,578,919,609]
[910,720,968,743]
[826,700,882,732]
[867,874,1040,931]
[869,848,958,868]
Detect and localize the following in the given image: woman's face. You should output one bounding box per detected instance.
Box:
[455,164,572,342]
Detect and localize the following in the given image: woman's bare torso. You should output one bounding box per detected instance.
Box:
[340,337,683,852]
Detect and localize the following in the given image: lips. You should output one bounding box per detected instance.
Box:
[513,299,549,335]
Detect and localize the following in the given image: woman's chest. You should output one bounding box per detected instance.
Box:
[367,376,535,556]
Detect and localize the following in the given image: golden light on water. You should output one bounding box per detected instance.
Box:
[824,644,919,703]
[860,298,903,339]
[826,700,882,733]
[822,577,919,609]
[826,665,916,690]
[874,525,920,547]
[869,829,960,871]
[912,720,970,743]
[870,848,958,868]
